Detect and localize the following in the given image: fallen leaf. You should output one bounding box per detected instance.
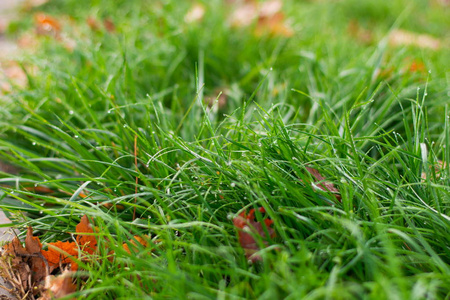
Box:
[122,235,149,254]
[305,167,341,201]
[204,88,228,109]
[0,61,29,94]
[103,18,116,33]
[421,160,447,180]
[408,59,426,74]
[87,17,100,31]
[233,207,275,262]
[184,3,206,23]
[228,0,293,37]
[25,227,42,254]
[38,270,76,300]
[76,215,97,255]
[34,13,61,36]
[389,29,441,50]
[41,241,78,272]
[347,20,373,44]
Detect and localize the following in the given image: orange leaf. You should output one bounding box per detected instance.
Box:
[122,235,149,254]
[41,241,78,271]
[34,13,61,36]
[76,215,97,254]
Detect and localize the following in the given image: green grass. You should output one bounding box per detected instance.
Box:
[0,0,449,299]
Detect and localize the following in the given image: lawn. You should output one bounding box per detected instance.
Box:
[0,0,449,299]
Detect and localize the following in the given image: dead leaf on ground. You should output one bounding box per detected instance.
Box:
[86,17,100,31]
[228,0,294,37]
[1,215,154,298]
[0,61,29,94]
[76,215,97,255]
[185,3,206,23]
[122,235,150,254]
[421,160,447,180]
[38,270,76,300]
[204,88,228,109]
[389,29,441,50]
[41,241,78,272]
[233,207,275,262]
[347,20,373,44]
[305,167,341,201]
[103,18,116,33]
[34,13,61,37]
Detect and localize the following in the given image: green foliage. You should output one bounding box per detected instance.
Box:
[1,0,449,299]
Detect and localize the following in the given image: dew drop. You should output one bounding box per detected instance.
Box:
[32,142,36,146]
[69,110,74,115]
[230,182,236,188]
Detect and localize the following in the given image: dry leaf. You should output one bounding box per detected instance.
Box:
[41,241,78,272]
[38,270,76,300]
[185,3,206,23]
[233,207,275,262]
[229,0,293,37]
[421,160,447,180]
[34,13,61,36]
[103,18,116,33]
[305,167,341,201]
[204,88,228,109]
[2,227,47,291]
[347,20,373,44]
[122,235,149,254]
[76,215,97,255]
[389,29,441,50]
[0,61,29,94]
[87,17,100,31]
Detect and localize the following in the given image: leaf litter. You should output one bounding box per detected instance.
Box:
[0,215,150,299]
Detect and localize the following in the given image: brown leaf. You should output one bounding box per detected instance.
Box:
[86,17,100,31]
[204,88,228,109]
[233,207,275,262]
[103,18,116,33]
[38,270,76,300]
[25,227,42,254]
[305,167,341,201]
[0,61,29,94]
[421,160,447,180]
[76,215,97,255]
[347,20,373,44]
[389,29,441,50]
[228,0,293,37]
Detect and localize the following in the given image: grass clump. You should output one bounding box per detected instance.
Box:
[0,0,449,299]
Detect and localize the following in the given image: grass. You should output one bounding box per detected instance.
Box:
[0,0,449,299]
